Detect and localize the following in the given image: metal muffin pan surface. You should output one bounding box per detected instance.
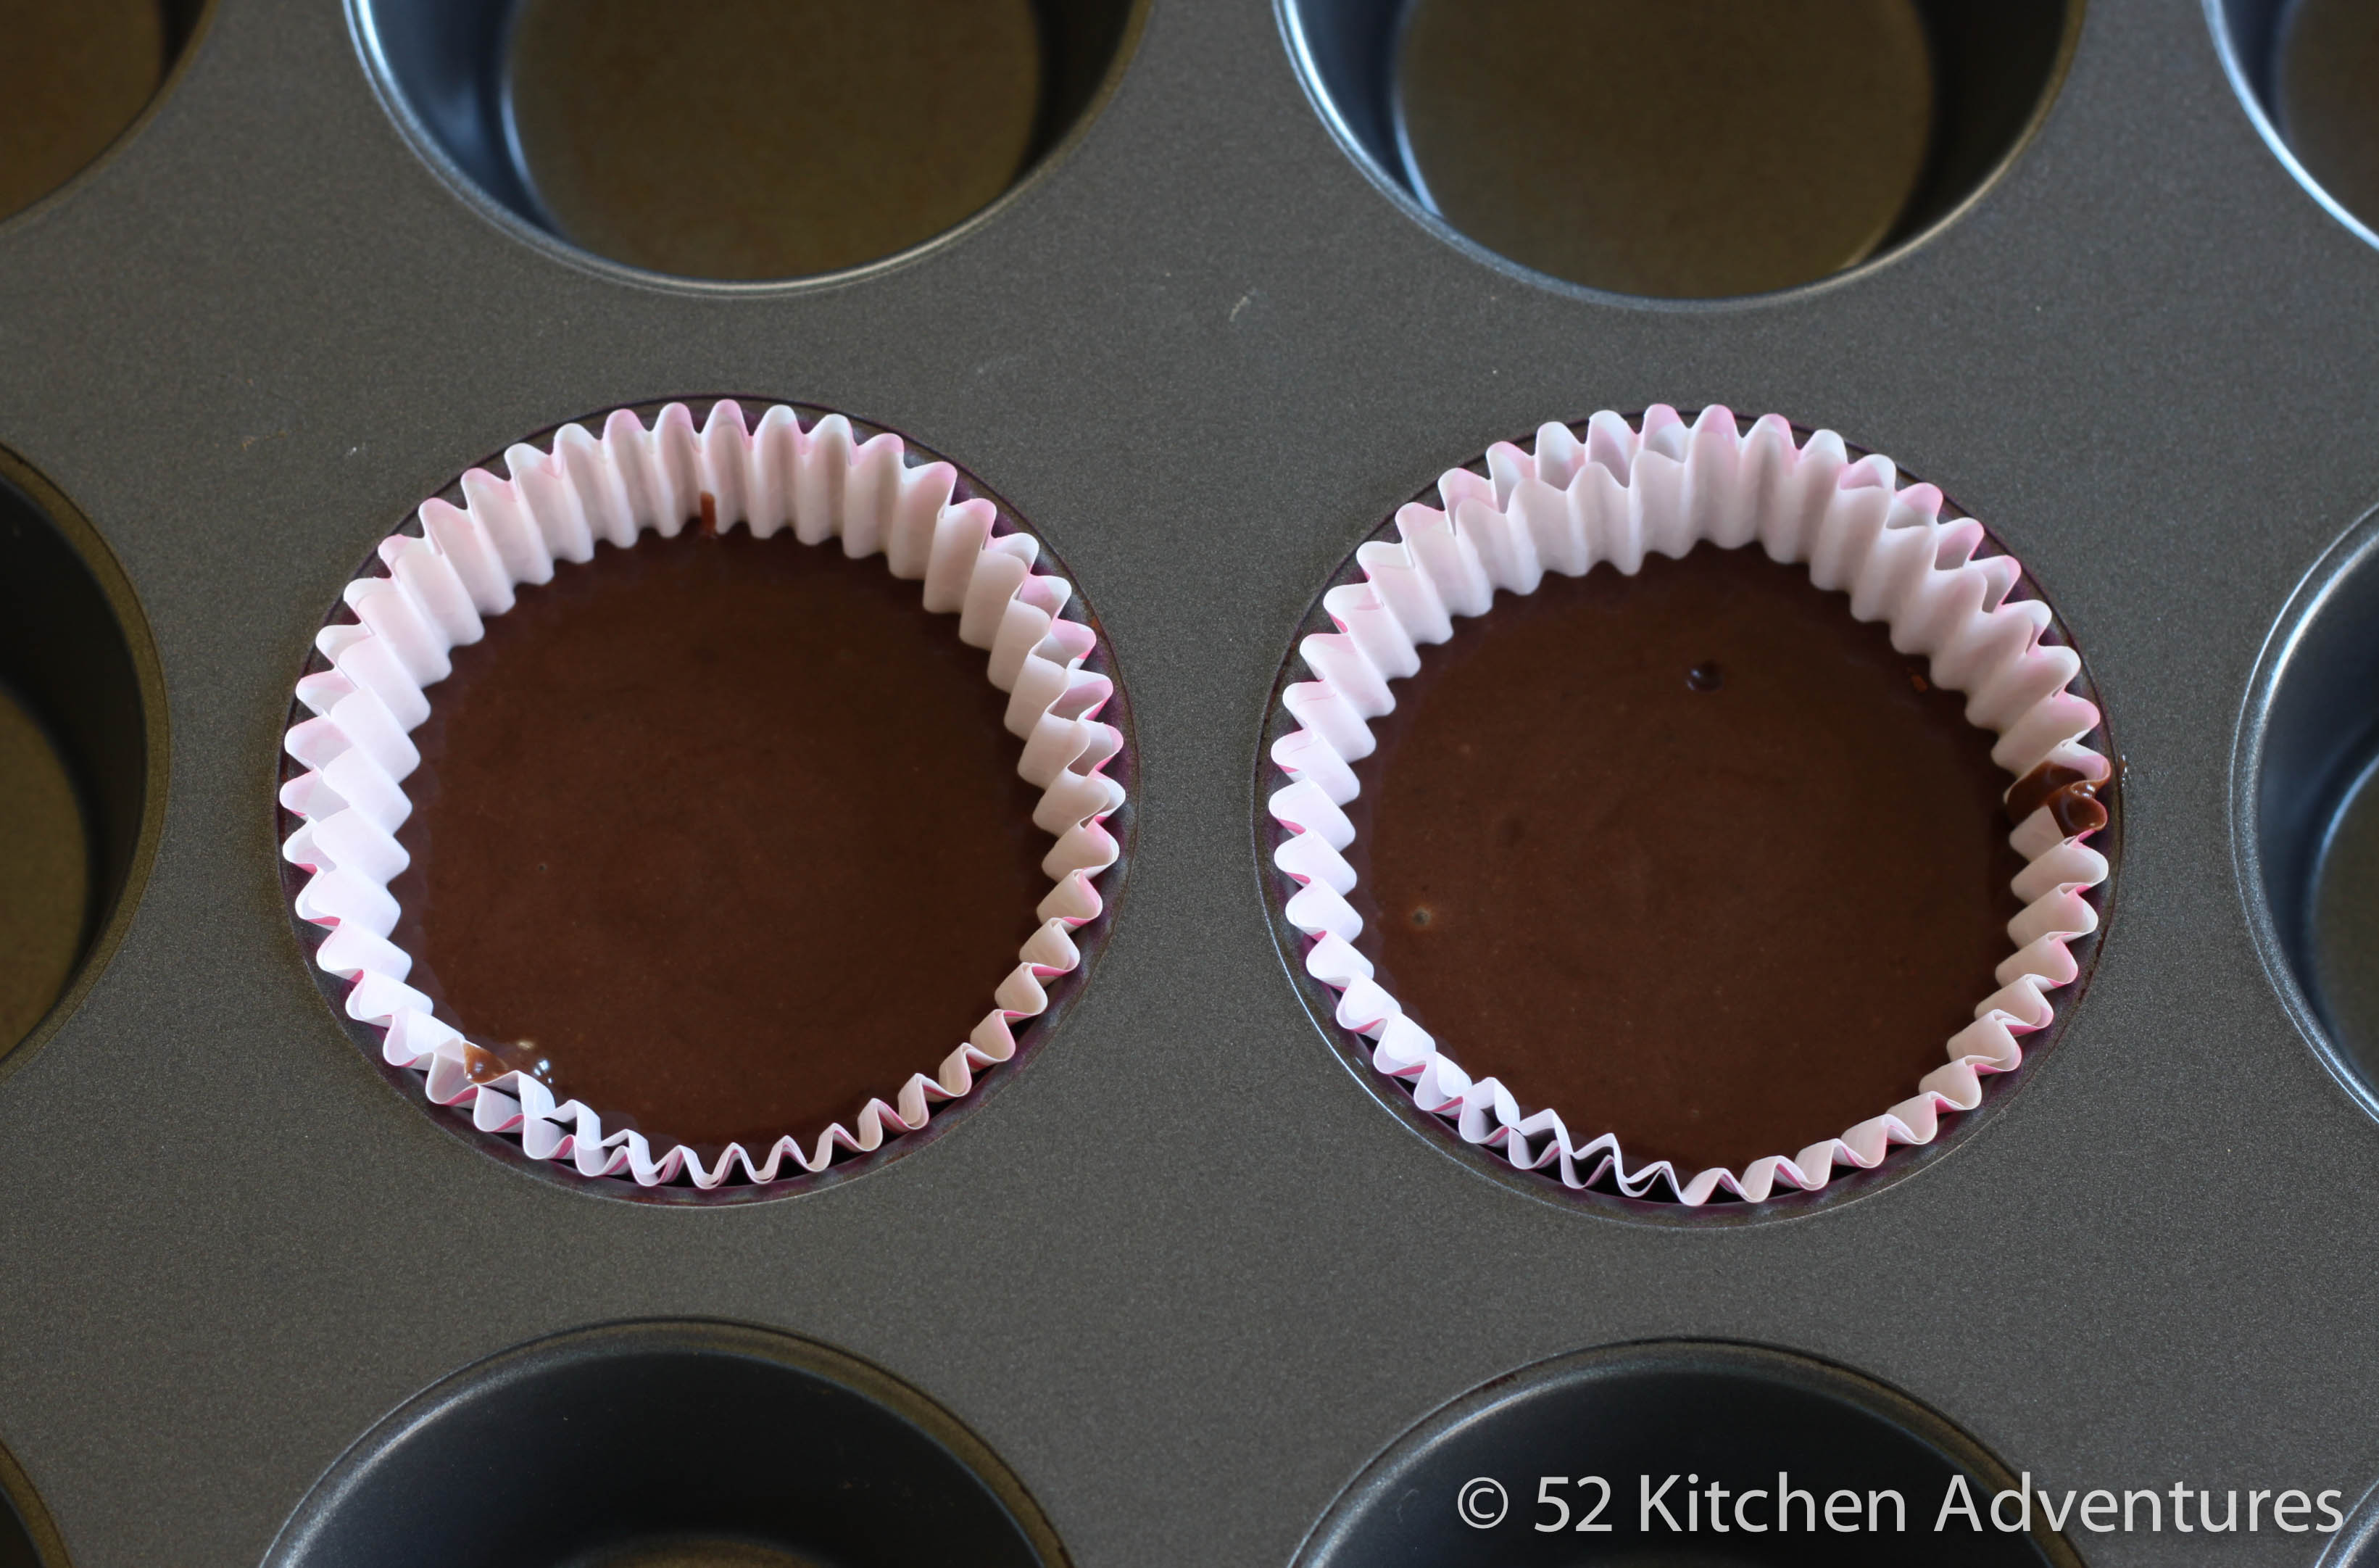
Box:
[263,1319,1072,1567]
[2,1,2378,1565]
[1282,0,2081,297]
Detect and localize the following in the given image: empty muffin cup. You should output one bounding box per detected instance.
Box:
[2318,1480,2379,1566]
[0,1432,67,1568]
[1266,405,2113,1205]
[1296,1341,2080,1567]
[281,401,1127,1189]
[0,447,164,1060]
[263,1321,1068,1568]
[2212,0,2379,245]
[1282,0,2079,296]
[2238,503,2379,1119]
[0,0,207,223]
[354,0,1145,281]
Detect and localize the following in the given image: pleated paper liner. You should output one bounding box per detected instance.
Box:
[281,401,1126,1190]
[1267,405,2112,1206]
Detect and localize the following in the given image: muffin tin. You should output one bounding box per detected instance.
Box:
[4,0,2379,1564]
[350,0,1142,282]
[1283,0,2080,296]
[263,1321,1069,1567]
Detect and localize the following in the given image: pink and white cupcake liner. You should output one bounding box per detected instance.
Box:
[281,400,1126,1187]
[1267,405,2110,1205]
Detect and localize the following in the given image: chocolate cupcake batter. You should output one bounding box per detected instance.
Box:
[2006,757,2107,838]
[388,523,1050,1154]
[1348,543,2025,1175]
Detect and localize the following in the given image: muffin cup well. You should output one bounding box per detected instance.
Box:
[1295,1341,2083,1567]
[281,401,1125,1187]
[262,1321,1068,1568]
[354,0,1144,282]
[2236,501,2379,1119]
[0,446,165,1064]
[1266,404,2109,1205]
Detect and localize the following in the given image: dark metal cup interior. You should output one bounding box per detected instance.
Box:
[1295,1342,2079,1567]
[0,1437,65,1568]
[349,0,1142,281]
[0,452,159,1059]
[1279,0,2079,296]
[0,0,212,223]
[265,1321,1068,1568]
[2208,0,2379,246]
[2320,1481,2379,1566]
[2238,505,2379,1117]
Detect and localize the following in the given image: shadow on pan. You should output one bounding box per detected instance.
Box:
[264,1322,1069,1568]
[1280,0,2080,298]
[0,0,209,223]
[1295,1342,2080,1567]
[0,450,163,1066]
[2238,505,2379,1122]
[351,0,1145,282]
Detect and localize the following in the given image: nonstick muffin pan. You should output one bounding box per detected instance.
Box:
[1282,0,2080,296]
[4,0,2379,1565]
[262,1321,1070,1568]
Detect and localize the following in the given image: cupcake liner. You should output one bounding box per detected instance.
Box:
[281,400,1126,1187]
[1267,405,2111,1206]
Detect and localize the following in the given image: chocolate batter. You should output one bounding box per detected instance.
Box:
[388,523,1050,1155]
[1347,543,2025,1175]
[1394,0,1934,297]
[505,0,1044,279]
[2006,756,2107,837]
[0,0,165,221]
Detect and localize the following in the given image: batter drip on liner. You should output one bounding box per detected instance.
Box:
[386,523,1048,1154]
[2006,757,2109,838]
[1347,542,2025,1175]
